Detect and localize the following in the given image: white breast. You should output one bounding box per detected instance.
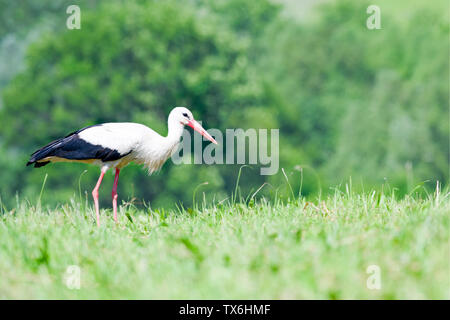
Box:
[79,122,180,173]
[78,123,153,155]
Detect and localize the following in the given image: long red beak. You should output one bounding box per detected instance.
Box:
[187,119,218,144]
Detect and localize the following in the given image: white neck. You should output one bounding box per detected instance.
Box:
[167,117,184,142]
[138,118,184,174]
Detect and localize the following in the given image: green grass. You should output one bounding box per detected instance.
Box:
[0,187,448,299]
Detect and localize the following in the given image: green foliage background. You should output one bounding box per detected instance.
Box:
[0,0,448,208]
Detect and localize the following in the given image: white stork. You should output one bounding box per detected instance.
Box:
[27,107,217,226]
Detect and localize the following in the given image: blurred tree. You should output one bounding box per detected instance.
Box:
[0,0,447,207]
[260,1,449,196]
[0,0,274,207]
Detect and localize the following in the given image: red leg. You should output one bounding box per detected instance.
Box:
[112,168,120,222]
[92,167,108,227]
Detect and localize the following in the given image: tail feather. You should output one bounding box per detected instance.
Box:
[26,137,67,168]
[27,161,50,168]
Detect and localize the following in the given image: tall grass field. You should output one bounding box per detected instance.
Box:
[0,185,448,299]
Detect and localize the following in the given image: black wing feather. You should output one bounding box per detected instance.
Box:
[26,125,129,168]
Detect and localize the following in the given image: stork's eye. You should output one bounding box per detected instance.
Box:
[182,113,189,119]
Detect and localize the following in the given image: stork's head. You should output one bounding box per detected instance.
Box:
[169,107,217,144]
